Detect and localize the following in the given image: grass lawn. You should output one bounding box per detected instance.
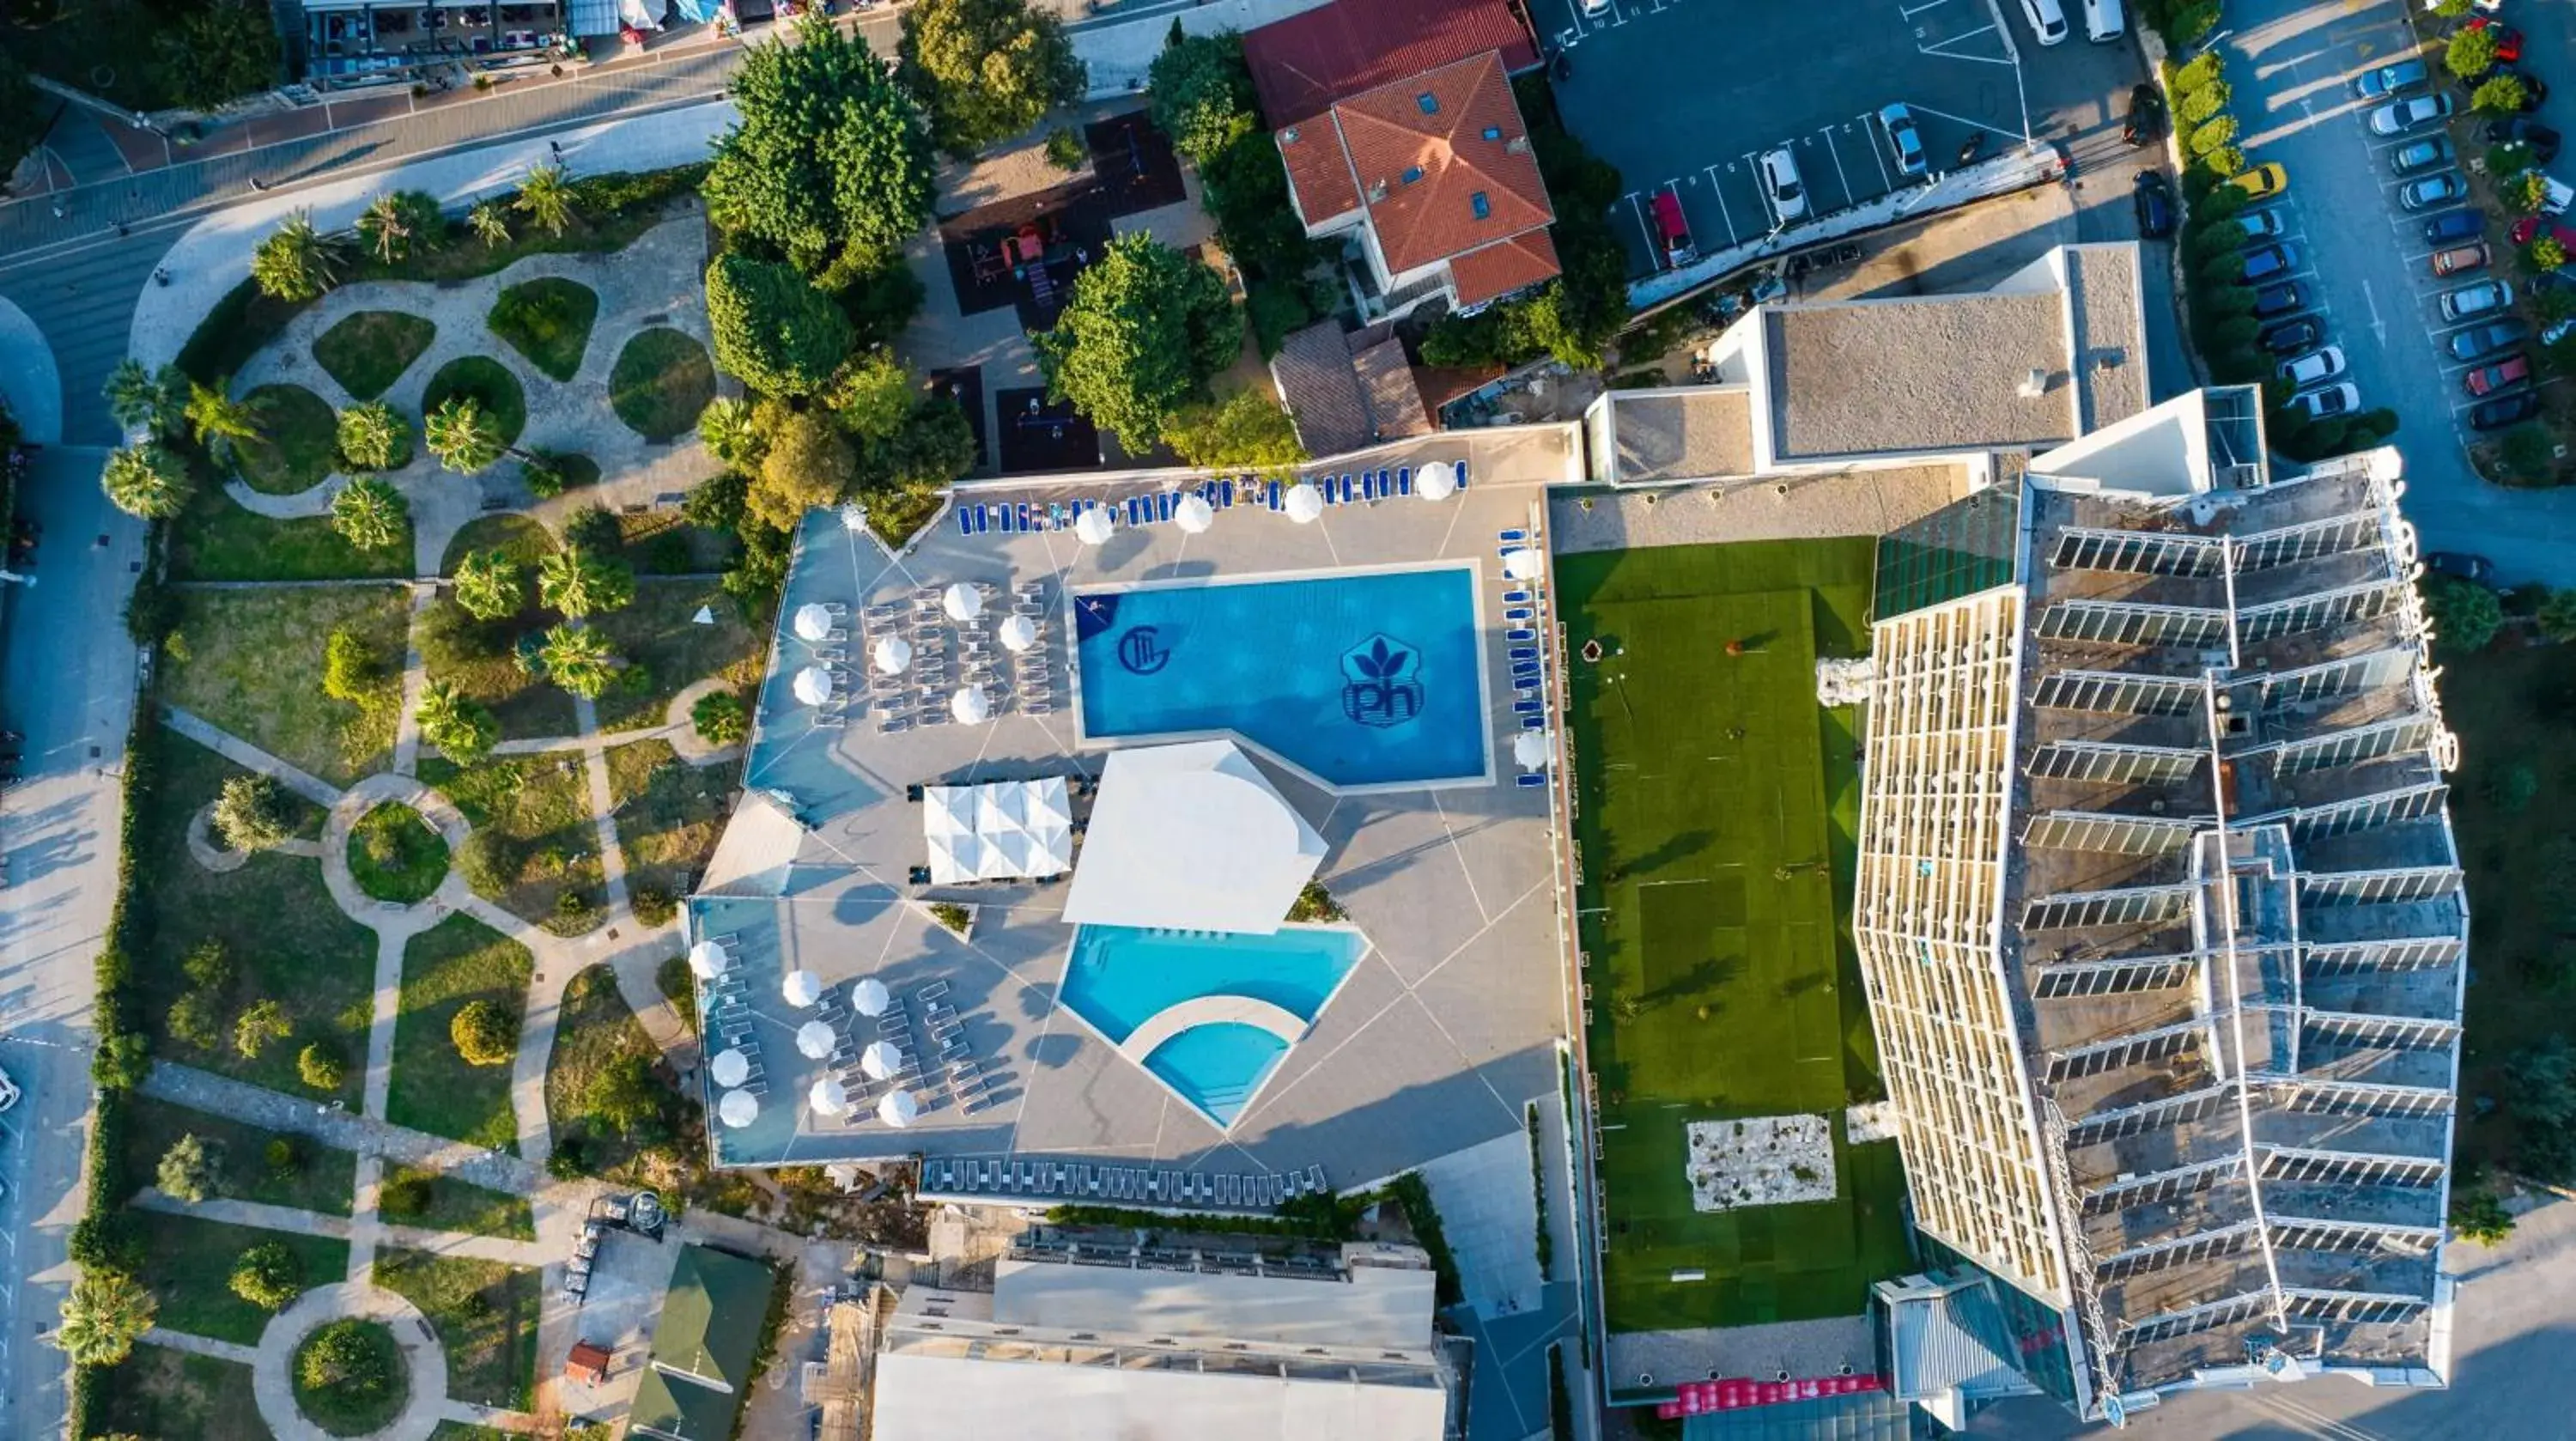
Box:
[608,739,727,909]
[1558,538,1911,1338]
[487,277,598,382]
[293,1318,410,1435]
[440,513,557,575]
[161,582,411,786]
[591,579,768,733]
[422,356,528,448]
[419,593,579,740]
[619,508,740,575]
[432,1426,517,1441]
[123,1102,359,1216]
[170,478,416,583]
[423,753,606,933]
[547,964,691,1179]
[609,327,716,441]
[313,310,440,400]
[92,1346,269,1441]
[381,1163,538,1240]
[137,1209,350,1345]
[371,1249,541,1410]
[657,950,700,1035]
[349,801,451,903]
[236,384,342,495]
[136,733,379,1100]
[389,915,532,1150]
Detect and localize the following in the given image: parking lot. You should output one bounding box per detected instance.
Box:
[1534,0,2035,274]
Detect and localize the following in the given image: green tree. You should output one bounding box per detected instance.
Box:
[2178,81,2233,126]
[212,773,290,851]
[252,211,343,302]
[2451,1187,2515,1246]
[425,396,507,474]
[185,380,262,468]
[337,400,410,471]
[324,629,383,702]
[100,443,191,520]
[697,397,764,467]
[2475,75,2530,116]
[704,254,855,398]
[694,689,750,745]
[704,14,936,271]
[1148,31,1258,166]
[883,396,978,492]
[583,1053,666,1138]
[538,544,635,619]
[169,991,222,1050]
[2505,1036,2576,1178]
[330,477,408,552]
[185,939,235,991]
[234,999,292,1059]
[2539,589,2576,642]
[230,1241,303,1311]
[55,1270,155,1367]
[2505,169,2552,215]
[684,470,750,532]
[1034,234,1242,451]
[2534,236,2569,273]
[1165,388,1307,477]
[748,406,861,531]
[157,1134,213,1203]
[449,999,517,1067]
[540,623,617,698]
[103,359,185,437]
[154,0,280,109]
[357,192,417,263]
[453,550,525,621]
[515,161,578,237]
[468,199,513,248]
[298,1041,346,1091]
[830,347,914,441]
[899,0,1085,155]
[0,54,40,186]
[2421,573,2502,653]
[2448,25,2498,81]
[416,680,499,764]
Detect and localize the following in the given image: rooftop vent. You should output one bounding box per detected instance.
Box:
[1506,136,1532,155]
[1283,126,1300,143]
[1403,165,1424,184]
[1472,191,1492,219]
[2019,368,2049,398]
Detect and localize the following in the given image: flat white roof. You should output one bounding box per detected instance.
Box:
[992,1255,1436,1353]
[697,789,804,897]
[868,1352,1448,1441]
[1060,741,1326,935]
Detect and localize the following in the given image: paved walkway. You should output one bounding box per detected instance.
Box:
[252,1281,449,1441]
[133,1190,550,1268]
[162,705,343,808]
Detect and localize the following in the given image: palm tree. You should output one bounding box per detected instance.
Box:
[453,549,525,621]
[416,681,499,763]
[336,401,410,471]
[184,380,261,468]
[55,1269,155,1366]
[468,198,512,248]
[515,161,577,237]
[423,396,507,475]
[538,544,633,619]
[250,210,342,301]
[330,477,409,551]
[696,397,762,466]
[357,192,413,263]
[100,443,191,519]
[102,359,173,436]
[538,623,617,698]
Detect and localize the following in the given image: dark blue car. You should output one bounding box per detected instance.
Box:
[2423,209,2486,245]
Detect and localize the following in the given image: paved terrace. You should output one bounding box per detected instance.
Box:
[688,429,1577,1187]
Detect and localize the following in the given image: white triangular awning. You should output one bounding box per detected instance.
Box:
[696,790,805,897]
[1060,740,1325,934]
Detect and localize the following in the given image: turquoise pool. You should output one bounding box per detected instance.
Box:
[1072,566,1487,787]
[1061,923,1368,1128]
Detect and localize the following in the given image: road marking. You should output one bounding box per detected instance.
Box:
[2363,279,2385,345]
[1822,127,1856,205]
[1862,114,1894,191]
[1903,100,2003,133]
[1624,191,1651,252]
[1703,164,1742,244]
[1900,0,1953,14]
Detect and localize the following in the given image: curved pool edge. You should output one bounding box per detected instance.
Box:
[1117,993,1309,1063]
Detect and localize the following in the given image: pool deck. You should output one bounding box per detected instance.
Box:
[695,429,1576,1188]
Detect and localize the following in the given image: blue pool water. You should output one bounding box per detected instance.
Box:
[1061,923,1368,1128]
[1072,567,1487,787]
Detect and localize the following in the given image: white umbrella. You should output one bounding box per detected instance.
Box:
[852,976,890,1017]
[878,1089,920,1128]
[709,1048,750,1088]
[951,686,992,725]
[718,1089,759,1128]
[943,582,984,623]
[796,1019,837,1058]
[997,613,1038,653]
[782,969,822,1007]
[688,939,729,980]
[793,665,835,706]
[1174,492,1214,533]
[1416,460,1459,501]
[1514,729,1552,772]
[793,604,835,641]
[1074,507,1115,545]
[1503,547,1543,581]
[872,634,914,676]
[809,1077,849,1116]
[860,1039,902,1080]
[1285,482,1324,524]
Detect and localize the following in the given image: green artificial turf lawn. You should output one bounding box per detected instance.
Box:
[1558,538,1911,1337]
[388,915,532,1151]
[313,310,439,400]
[487,277,599,383]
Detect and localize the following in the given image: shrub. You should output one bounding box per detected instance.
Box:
[329,476,408,550]
[928,902,972,935]
[2476,75,2530,116]
[298,1318,397,1399]
[2421,573,2503,652]
[2171,1,2219,42]
[2500,423,2560,484]
[299,1041,346,1091]
[378,1170,433,1218]
[2451,1187,2515,1245]
[2192,182,2250,223]
[2170,51,2224,95]
[2187,116,2239,156]
[1287,880,1345,922]
[230,1241,302,1311]
[2198,145,2247,181]
[632,885,677,927]
[265,1136,306,1176]
[2448,25,2498,82]
[211,773,292,852]
[693,689,750,745]
[157,1134,212,1203]
[2178,82,2233,125]
[2530,237,2567,273]
[168,991,223,1049]
[524,449,568,498]
[2505,170,2552,214]
[234,999,291,1059]
[323,629,382,702]
[450,999,517,1067]
[1044,126,1085,171]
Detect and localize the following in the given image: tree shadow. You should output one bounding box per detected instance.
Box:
[1642,954,1746,1009]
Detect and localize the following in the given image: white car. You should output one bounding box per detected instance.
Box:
[2290,382,2361,420]
[2020,0,2070,46]
[1759,147,1808,224]
[2279,345,2348,387]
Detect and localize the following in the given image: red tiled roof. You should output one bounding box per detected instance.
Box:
[1243,0,1538,131]
[1447,228,1561,307]
[1328,52,1554,277]
[1271,321,1378,458]
[1279,120,1362,225]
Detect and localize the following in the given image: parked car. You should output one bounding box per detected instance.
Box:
[2279,345,2348,386]
[2081,0,2124,43]
[1650,189,1697,270]
[2238,241,2300,282]
[2494,67,2549,112]
[2466,16,2524,64]
[2236,209,2287,239]
[2424,209,2488,244]
[2470,392,2543,429]
[2019,0,2069,46]
[2124,82,2167,145]
[1759,146,1808,223]
[2441,278,2515,320]
[2424,551,2496,584]
[2450,318,2530,361]
[2231,162,2290,200]
[2371,94,2457,135]
[2134,171,2177,238]
[2511,215,2576,248]
[2467,354,2533,396]
[2253,281,2304,318]
[2394,137,2454,175]
[2486,116,2563,162]
[2433,242,2493,276]
[2402,173,2470,210]
[1880,103,1929,179]
[2260,316,2325,354]
[2354,58,2430,96]
[2290,382,2361,419]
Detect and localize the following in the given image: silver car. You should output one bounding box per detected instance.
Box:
[2441,278,2514,321]
[2278,345,2348,387]
[2291,382,2361,419]
[1759,147,1808,223]
[2369,94,2456,136]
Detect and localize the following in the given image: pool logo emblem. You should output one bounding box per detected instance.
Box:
[1117,625,1172,676]
[1340,633,1425,728]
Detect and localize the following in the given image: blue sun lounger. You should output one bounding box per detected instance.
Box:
[999,506,1017,533]
[1514,699,1542,714]
[1158,492,1177,522]
[1503,589,1531,605]
[1359,472,1376,502]
[1508,629,1537,643]
[1317,477,1336,507]
[1019,503,1036,530]
[1122,497,1142,526]
[1505,608,1534,623]
[1511,661,1541,678]
[1220,479,1235,508]
[1267,479,1284,509]
[1340,474,1356,504]
[1522,714,1547,729]
[1499,528,1528,544]
[1397,466,1413,496]
[1517,772,1546,787]
[1456,459,1471,489]
[956,507,974,536]
[1510,647,1539,662]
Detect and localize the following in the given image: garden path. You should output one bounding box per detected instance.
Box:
[132,1190,550,1268]
[250,1280,449,1441]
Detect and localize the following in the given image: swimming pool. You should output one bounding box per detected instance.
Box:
[1061,923,1369,1129]
[1072,566,1488,788]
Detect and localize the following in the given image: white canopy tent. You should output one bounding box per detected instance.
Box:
[922,777,1075,885]
[718,1089,759,1128]
[873,634,914,675]
[796,1019,838,1059]
[878,1089,920,1127]
[943,582,985,622]
[709,1048,750,1088]
[793,604,835,641]
[793,666,835,705]
[1060,740,1325,935]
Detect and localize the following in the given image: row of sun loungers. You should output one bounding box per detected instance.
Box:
[954,459,1473,541]
[918,1158,1332,1209]
[1499,532,1553,789]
